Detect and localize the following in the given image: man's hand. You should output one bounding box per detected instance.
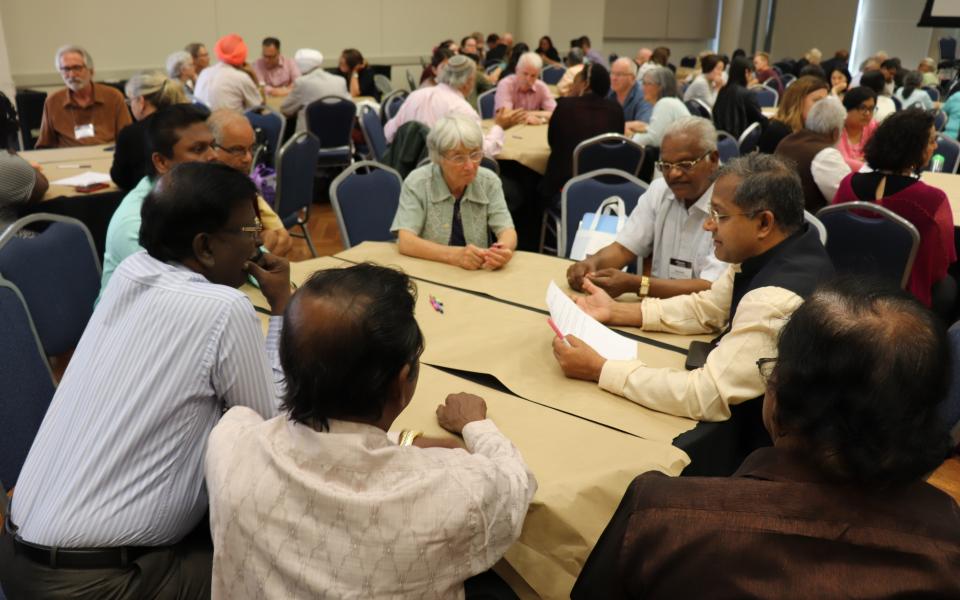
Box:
[567,259,598,291]
[494,108,527,129]
[245,252,291,315]
[482,245,513,270]
[412,436,464,449]
[586,268,638,298]
[552,335,606,382]
[437,392,487,434]
[573,278,615,323]
[452,244,486,270]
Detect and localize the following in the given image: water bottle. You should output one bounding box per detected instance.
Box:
[931,153,945,173]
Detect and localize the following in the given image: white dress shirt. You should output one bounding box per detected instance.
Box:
[11,251,283,547]
[205,408,537,599]
[194,62,262,111]
[615,177,728,282]
[810,146,851,202]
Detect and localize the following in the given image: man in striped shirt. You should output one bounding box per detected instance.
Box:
[0,162,289,599]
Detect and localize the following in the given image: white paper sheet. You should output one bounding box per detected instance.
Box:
[546,281,638,361]
[50,171,113,187]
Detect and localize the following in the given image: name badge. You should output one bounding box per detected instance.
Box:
[668,258,693,280]
[74,123,95,139]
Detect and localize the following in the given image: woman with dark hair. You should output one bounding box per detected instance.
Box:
[683,53,725,108]
[838,86,878,171]
[757,75,829,153]
[829,67,851,97]
[540,63,624,200]
[419,46,455,87]
[712,56,766,138]
[536,36,562,66]
[832,108,956,312]
[336,48,379,100]
[859,70,896,121]
[894,70,934,110]
[0,91,48,233]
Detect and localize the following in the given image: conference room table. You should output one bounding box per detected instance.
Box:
[18,144,123,258]
[484,118,550,175]
[241,242,750,600]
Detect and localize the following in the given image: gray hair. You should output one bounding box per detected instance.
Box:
[612,57,638,78]
[124,70,186,109]
[642,66,678,100]
[517,52,543,72]
[54,45,93,71]
[715,154,805,234]
[426,114,483,162]
[663,116,717,153]
[566,47,585,67]
[166,51,193,79]
[805,96,845,136]
[437,54,475,90]
[207,109,251,144]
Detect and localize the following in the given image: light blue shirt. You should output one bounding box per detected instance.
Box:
[894,88,934,111]
[944,92,960,140]
[11,251,283,547]
[609,81,652,124]
[101,175,153,294]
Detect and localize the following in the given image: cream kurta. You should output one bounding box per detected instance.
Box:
[599,264,803,421]
[205,407,537,599]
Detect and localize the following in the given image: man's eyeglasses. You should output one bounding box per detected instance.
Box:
[220,218,263,240]
[756,357,776,382]
[443,150,484,165]
[855,104,877,114]
[707,206,761,223]
[59,65,87,74]
[655,151,711,174]
[213,143,256,157]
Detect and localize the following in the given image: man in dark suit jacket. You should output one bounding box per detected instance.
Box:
[572,277,960,599]
[540,63,624,201]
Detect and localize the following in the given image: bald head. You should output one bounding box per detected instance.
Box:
[636,48,652,65]
[611,57,638,95]
[208,109,256,173]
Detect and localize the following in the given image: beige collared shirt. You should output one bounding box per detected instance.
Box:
[205,407,537,599]
[598,265,803,421]
[36,82,132,148]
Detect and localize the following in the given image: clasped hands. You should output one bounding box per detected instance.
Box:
[453,243,513,270]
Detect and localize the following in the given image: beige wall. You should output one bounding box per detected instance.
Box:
[0,0,516,85]
[769,0,858,61]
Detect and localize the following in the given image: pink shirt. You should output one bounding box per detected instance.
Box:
[254,56,301,92]
[838,119,878,172]
[383,83,504,158]
[494,75,557,112]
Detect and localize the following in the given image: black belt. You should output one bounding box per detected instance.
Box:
[5,518,158,569]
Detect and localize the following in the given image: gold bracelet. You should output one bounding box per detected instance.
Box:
[639,275,651,298]
[398,429,423,447]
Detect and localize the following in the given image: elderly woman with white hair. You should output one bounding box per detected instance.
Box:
[165,50,197,96]
[631,66,690,148]
[775,96,850,211]
[109,70,188,191]
[391,114,517,270]
[493,51,556,124]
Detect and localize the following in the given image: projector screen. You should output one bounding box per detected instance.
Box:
[919,0,960,26]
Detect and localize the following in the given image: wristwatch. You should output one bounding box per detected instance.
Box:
[638,275,651,298]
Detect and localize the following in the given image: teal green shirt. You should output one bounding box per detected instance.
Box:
[390,163,514,248]
[101,175,153,295]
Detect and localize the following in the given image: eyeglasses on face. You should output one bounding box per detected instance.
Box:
[220,217,263,240]
[655,151,711,174]
[213,143,256,157]
[855,104,877,114]
[756,357,776,381]
[443,150,484,165]
[59,64,87,74]
[707,206,761,223]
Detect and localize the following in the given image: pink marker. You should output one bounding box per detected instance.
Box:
[547,318,571,347]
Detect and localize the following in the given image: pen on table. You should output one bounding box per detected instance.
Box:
[58,164,92,169]
[547,317,571,347]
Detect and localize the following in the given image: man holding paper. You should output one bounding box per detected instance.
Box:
[553,154,834,421]
[566,117,728,300]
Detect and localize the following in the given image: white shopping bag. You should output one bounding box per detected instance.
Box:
[569,196,627,260]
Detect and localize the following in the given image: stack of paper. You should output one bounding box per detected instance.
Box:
[546,281,637,361]
[51,172,113,187]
